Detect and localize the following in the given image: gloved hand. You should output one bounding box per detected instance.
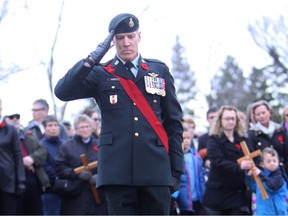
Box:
[89,174,97,186]
[170,176,181,194]
[88,30,115,65]
[17,183,26,195]
[78,170,92,181]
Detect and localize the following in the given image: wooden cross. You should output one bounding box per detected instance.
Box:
[237,141,268,200]
[74,154,101,204]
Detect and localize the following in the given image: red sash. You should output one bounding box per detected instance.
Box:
[104,63,169,152]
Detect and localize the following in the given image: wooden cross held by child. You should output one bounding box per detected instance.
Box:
[237,141,268,200]
[74,154,101,204]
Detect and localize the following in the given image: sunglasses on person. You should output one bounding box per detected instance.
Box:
[8,114,20,120]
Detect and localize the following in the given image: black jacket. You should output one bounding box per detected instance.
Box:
[248,122,288,173]
[55,135,107,215]
[0,122,25,194]
[202,133,251,211]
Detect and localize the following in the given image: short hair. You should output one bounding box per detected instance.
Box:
[183,117,195,125]
[33,99,49,110]
[206,106,218,119]
[42,115,58,127]
[261,147,279,161]
[73,114,93,129]
[81,108,97,118]
[182,123,189,132]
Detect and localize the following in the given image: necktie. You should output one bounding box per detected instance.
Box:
[125,62,137,77]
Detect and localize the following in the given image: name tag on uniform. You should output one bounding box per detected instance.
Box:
[107,78,119,81]
[144,76,166,97]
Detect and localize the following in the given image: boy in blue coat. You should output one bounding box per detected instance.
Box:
[175,125,206,215]
[246,147,287,215]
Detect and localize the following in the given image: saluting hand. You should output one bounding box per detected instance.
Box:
[86,30,115,66]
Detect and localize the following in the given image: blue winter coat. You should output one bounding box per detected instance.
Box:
[177,147,206,212]
[246,167,288,215]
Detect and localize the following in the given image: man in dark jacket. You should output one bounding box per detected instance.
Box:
[25,99,69,141]
[54,13,183,215]
[6,113,50,215]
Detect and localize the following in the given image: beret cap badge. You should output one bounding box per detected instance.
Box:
[129,18,134,28]
[109,13,139,34]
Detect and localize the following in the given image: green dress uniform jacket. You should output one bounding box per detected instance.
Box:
[54,56,184,188]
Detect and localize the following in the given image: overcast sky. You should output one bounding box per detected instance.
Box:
[0,0,287,127]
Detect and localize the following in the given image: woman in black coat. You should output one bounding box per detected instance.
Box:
[0,99,26,215]
[248,100,288,174]
[55,114,107,215]
[202,105,253,215]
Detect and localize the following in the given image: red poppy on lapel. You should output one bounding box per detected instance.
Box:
[93,146,99,152]
[235,143,241,150]
[278,135,284,142]
[26,131,32,135]
[0,121,5,127]
[141,63,149,71]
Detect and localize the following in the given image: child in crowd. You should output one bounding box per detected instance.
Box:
[246,147,288,215]
[175,125,206,215]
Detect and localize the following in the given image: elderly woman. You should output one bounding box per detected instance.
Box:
[202,105,253,215]
[248,100,288,174]
[55,114,107,215]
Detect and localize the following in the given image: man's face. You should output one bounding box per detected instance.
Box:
[6,114,21,130]
[113,31,141,62]
[32,103,48,122]
[44,121,60,137]
[207,112,217,126]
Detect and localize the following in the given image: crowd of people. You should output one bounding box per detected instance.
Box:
[1,12,288,216]
[1,99,288,215]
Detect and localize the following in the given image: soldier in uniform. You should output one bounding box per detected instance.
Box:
[54,13,183,215]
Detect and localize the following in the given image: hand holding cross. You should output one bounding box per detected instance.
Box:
[237,141,268,200]
[74,154,101,204]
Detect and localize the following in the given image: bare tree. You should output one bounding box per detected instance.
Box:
[248,16,288,73]
[0,0,9,24]
[0,0,29,80]
[40,0,66,119]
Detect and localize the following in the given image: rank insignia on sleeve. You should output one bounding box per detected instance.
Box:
[110,95,118,104]
[144,76,166,97]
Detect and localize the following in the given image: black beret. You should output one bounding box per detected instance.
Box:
[109,13,139,34]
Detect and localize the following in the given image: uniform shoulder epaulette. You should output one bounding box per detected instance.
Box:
[143,58,165,65]
[100,59,113,67]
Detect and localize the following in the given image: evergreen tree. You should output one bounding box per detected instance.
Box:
[171,35,197,114]
[207,55,251,112]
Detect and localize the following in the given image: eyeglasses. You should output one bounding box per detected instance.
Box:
[77,125,91,131]
[93,118,101,122]
[222,117,236,121]
[8,114,20,120]
[32,108,45,112]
